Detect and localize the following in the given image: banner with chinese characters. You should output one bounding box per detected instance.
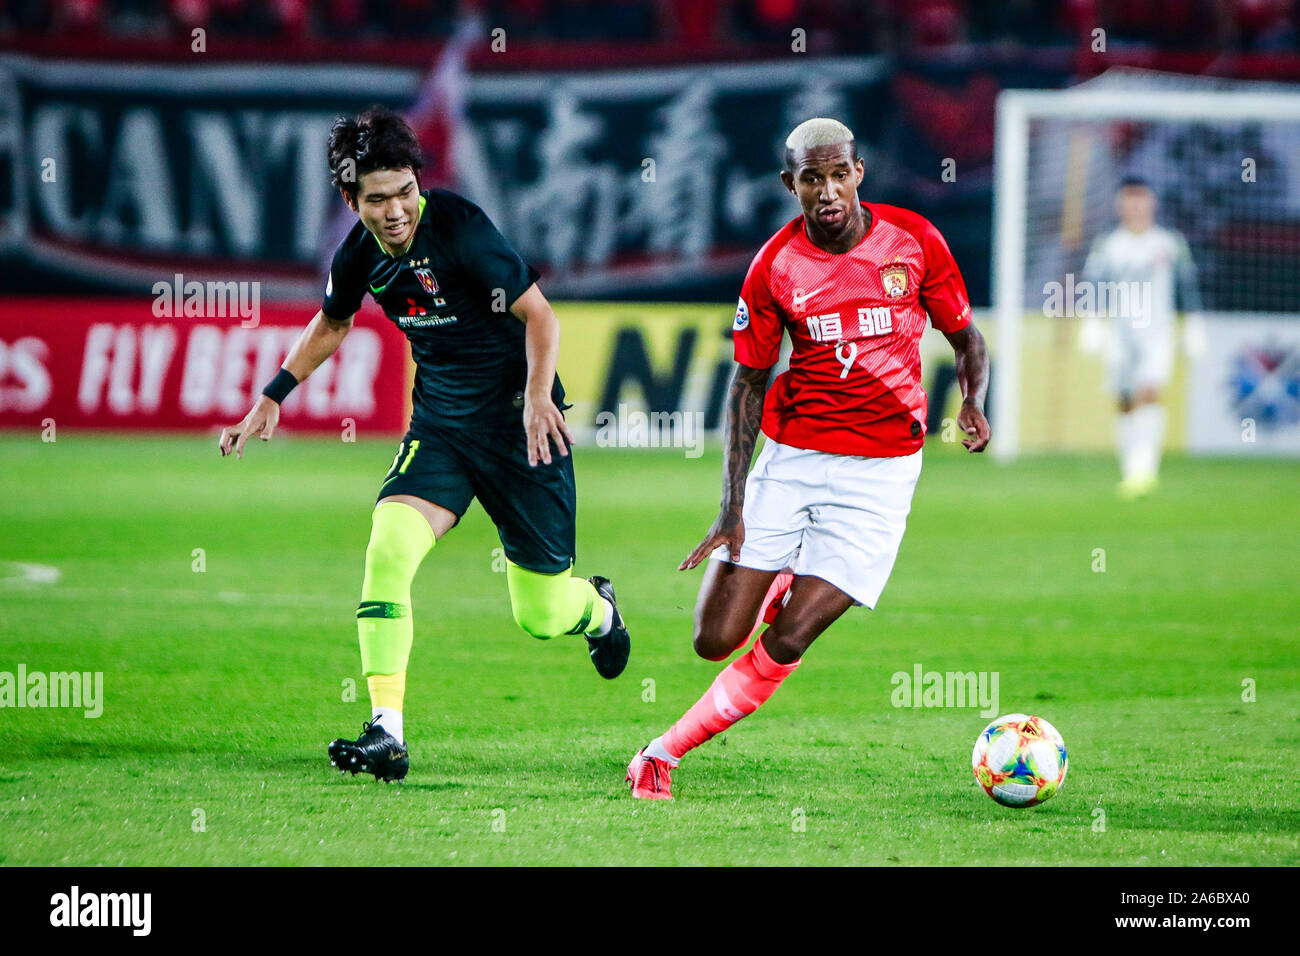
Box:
[0,53,1007,303]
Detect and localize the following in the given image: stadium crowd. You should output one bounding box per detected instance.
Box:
[1,0,1295,53]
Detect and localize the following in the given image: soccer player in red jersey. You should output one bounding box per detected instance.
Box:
[626,118,991,799]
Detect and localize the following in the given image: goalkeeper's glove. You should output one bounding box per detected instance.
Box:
[1182,313,1207,359]
[1077,314,1107,355]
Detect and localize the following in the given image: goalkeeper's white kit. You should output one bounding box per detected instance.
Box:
[1082,225,1201,397]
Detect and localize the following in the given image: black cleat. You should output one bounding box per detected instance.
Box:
[586,575,630,679]
[328,718,409,782]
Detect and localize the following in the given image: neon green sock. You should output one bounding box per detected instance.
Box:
[506,560,602,640]
[357,501,434,680]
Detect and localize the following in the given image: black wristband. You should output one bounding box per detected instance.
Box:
[261,367,299,404]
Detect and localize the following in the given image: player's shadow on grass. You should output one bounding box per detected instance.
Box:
[8,738,238,761]
[8,741,398,775]
[935,794,1300,834]
[1109,804,1300,834]
[388,781,469,793]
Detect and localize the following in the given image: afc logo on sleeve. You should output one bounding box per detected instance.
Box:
[734,297,750,331]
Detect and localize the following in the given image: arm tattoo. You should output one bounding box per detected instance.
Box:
[721,363,770,516]
[948,326,989,410]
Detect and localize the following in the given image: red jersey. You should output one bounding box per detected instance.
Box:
[733,202,972,458]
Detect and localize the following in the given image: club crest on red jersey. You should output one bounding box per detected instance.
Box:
[414,268,439,295]
[880,263,909,298]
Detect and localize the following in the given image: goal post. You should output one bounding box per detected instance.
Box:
[991,78,1300,460]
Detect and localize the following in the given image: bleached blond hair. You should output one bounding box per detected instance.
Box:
[783,117,858,172]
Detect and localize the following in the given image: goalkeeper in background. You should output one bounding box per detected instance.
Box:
[1080,175,1205,498]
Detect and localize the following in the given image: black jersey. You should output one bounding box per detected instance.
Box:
[322,189,562,431]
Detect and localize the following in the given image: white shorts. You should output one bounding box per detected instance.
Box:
[1107,326,1173,397]
[711,439,923,609]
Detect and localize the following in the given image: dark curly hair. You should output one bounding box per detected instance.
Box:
[327,105,424,200]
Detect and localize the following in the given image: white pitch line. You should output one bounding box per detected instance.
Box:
[0,584,335,609]
[0,562,341,607]
[0,562,61,586]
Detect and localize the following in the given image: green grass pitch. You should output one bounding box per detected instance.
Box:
[1,433,1296,866]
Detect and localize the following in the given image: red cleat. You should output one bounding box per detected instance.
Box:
[626,748,674,800]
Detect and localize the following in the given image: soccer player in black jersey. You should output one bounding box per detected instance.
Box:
[218,107,629,783]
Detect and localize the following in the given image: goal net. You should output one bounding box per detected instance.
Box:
[992,70,1300,459]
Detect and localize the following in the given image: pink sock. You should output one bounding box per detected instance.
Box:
[747,570,794,643]
[661,636,800,760]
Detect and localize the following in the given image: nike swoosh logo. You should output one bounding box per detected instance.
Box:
[369,282,389,294]
[792,287,825,308]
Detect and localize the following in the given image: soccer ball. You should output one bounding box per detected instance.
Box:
[971,713,1068,808]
